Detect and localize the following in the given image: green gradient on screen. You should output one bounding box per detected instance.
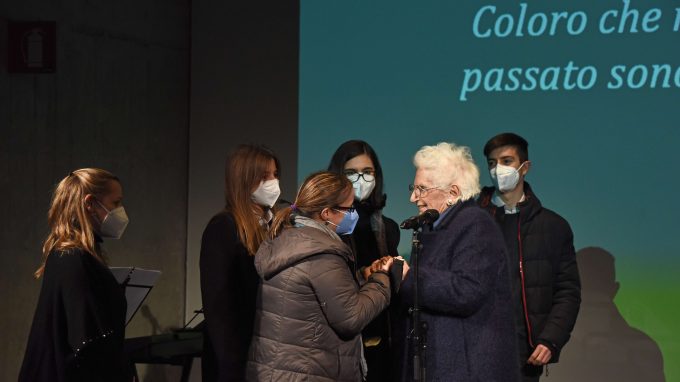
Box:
[300,0,680,379]
[615,257,680,380]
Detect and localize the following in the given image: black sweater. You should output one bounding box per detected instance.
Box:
[19,248,130,382]
[344,204,400,382]
[349,204,400,268]
[199,211,259,382]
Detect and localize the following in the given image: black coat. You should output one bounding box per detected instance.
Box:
[394,200,519,382]
[478,183,581,361]
[19,248,130,382]
[343,204,400,381]
[347,204,400,269]
[200,211,260,382]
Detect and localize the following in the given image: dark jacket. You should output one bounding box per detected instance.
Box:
[345,204,400,382]
[200,211,260,381]
[478,183,581,361]
[348,203,400,269]
[19,248,130,382]
[246,220,391,382]
[394,200,519,382]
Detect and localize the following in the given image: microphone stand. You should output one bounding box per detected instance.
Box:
[408,229,427,381]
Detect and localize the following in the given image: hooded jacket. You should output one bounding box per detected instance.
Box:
[246,219,391,382]
[478,183,581,361]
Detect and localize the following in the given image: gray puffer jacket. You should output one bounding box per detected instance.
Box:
[246,219,391,382]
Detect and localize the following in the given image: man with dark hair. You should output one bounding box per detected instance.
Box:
[477,132,581,381]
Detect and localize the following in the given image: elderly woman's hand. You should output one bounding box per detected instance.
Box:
[377,256,394,273]
[395,256,410,280]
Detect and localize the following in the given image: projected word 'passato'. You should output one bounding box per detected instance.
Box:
[459,61,597,101]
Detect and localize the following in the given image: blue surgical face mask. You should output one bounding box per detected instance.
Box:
[327,209,359,235]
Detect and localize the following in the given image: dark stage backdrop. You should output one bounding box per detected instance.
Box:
[0,1,191,380]
[298,1,679,380]
[186,0,299,344]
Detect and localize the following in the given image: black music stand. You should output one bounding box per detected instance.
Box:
[110,267,161,325]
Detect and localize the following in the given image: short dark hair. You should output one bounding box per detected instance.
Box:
[483,133,529,163]
[327,140,386,209]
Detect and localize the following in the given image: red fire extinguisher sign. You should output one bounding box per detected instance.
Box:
[7,21,57,73]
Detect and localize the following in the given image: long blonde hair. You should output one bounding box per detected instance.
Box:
[270,171,352,238]
[36,168,120,278]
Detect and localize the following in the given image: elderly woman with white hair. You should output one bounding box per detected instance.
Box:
[393,142,519,382]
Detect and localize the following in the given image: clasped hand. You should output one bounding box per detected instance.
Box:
[362,256,410,281]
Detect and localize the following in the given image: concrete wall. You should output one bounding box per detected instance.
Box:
[0,1,191,380]
[185,2,299,378]
[1,0,299,379]
[186,0,299,325]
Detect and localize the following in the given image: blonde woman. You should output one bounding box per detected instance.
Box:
[247,171,392,382]
[20,168,132,382]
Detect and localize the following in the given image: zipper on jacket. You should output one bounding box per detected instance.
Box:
[517,215,535,349]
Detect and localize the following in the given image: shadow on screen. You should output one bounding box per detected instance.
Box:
[548,247,665,382]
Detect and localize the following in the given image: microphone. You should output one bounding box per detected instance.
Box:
[400,209,440,229]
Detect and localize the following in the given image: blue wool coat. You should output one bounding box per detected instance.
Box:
[394,200,519,382]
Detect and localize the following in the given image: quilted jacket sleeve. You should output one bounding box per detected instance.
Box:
[308,254,391,340]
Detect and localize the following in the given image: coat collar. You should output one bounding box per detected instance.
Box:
[426,199,476,232]
[478,182,543,222]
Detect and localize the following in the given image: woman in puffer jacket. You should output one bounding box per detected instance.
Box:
[247,171,393,382]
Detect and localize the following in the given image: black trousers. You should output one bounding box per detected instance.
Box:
[520,361,543,382]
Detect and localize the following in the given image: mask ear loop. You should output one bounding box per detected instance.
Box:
[320,207,333,226]
[95,198,112,214]
[85,198,106,231]
[327,207,348,227]
[517,161,529,172]
[516,161,531,180]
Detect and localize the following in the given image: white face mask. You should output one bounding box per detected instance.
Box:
[351,177,375,201]
[490,162,526,193]
[252,179,281,208]
[95,200,129,239]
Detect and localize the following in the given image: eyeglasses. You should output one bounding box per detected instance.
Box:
[334,205,356,213]
[408,184,442,197]
[344,170,375,183]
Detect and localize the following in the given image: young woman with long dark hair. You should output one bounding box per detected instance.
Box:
[200,144,281,381]
[327,140,401,381]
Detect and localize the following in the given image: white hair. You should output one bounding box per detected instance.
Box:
[413,142,481,201]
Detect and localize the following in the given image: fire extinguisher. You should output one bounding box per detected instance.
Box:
[23,28,44,68]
